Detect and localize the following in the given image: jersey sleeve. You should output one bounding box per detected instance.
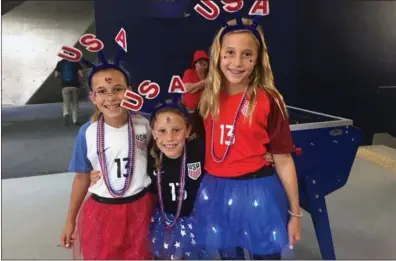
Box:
[68,123,92,173]
[182,92,202,111]
[267,94,295,154]
[181,69,202,111]
[182,69,195,83]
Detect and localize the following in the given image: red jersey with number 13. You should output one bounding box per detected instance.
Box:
[197,88,294,178]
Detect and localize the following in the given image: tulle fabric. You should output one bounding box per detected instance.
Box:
[73,193,155,260]
[192,172,291,257]
[149,207,210,260]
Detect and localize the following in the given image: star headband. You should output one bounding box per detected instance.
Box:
[57,29,193,113]
[57,28,130,91]
[150,95,190,122]
[194,0,269,44]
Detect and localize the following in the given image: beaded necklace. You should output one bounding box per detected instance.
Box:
[211,87,248,163]
[156,147,187,229]
[97,114,135,197]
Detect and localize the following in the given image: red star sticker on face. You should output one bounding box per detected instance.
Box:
[105,77,112,83]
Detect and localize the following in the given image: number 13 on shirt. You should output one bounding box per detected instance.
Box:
[169,183,188,201]
[219,124,235,145]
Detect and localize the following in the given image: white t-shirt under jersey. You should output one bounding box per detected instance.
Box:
[69,114,152,198]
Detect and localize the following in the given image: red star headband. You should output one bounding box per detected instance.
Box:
[58,28,131,91]
[57,28,188,112]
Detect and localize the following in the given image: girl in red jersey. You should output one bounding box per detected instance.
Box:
[182,17,302,260]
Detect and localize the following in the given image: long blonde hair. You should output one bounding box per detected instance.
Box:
[199,18,287,123]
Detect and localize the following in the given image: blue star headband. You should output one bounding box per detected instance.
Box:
[193,1,268,45]
[219,16,263,46]
[81,48,131,91]
[57,28,130,91]
[150,95,190,122]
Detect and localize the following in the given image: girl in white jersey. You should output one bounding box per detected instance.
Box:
[60,52,154,260]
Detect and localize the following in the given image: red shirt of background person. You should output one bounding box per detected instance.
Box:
[182,50,209,110]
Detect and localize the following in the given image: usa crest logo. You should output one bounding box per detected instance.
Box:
[187,162,201,180]
[135,134,147,151]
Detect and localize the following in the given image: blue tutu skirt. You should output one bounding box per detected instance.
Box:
[149,207,210,260]
[192,172,290,257]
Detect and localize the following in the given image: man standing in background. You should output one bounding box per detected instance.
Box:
[54,59,84,125]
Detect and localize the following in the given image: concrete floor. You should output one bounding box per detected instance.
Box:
[2,102,93,179]
[2,154,396,259]
[2,103,396,259]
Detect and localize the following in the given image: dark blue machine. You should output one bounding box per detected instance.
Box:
[289,106,362,259]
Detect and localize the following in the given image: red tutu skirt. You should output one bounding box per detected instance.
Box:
[73,192,155,260]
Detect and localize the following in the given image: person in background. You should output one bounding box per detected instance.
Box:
[54,59,84,125]
[181,50,210,140]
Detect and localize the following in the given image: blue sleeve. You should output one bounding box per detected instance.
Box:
[68,122,92,173]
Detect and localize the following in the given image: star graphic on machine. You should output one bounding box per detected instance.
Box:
[152,237,156,243]
[181,230,186,236]
[188,223,193,229]
[174,241,180,248]
[164,242,169,249]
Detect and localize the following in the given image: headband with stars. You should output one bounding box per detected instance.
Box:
[58,28,131,91]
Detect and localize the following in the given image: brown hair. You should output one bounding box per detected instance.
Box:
[89,68,130,122]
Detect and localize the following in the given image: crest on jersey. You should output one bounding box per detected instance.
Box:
[135,134,147,151]
[187,162,201,180]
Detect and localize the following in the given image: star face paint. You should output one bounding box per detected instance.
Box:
[165,116,172,124]
[105,77,112,83]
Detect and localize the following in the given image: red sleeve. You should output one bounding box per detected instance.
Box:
[182,92,201,111]
[181,69,201,111]
[267,93,295,154]
[182,69,195,83]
